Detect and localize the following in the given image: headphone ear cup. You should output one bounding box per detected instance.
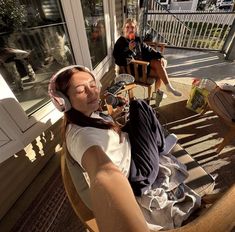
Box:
[97,80,102,91]
[51,91,71,112]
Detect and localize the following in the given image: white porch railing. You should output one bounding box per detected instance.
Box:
[142,0,235,51]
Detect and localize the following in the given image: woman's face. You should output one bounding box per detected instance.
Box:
[66,71,100,116]
[123,22,136,39]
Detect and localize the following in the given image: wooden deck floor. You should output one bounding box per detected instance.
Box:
[165,47,235,85]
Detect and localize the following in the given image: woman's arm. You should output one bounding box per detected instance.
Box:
[141,41,164,61]
[82,145,149,232]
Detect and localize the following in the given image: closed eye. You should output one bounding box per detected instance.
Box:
[75,80,97,94]
[75,86,85,94]
[89,80,97,88]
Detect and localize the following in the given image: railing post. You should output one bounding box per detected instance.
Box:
[141,4,234,51]
[223,18,235,61]
[140,0,149,40]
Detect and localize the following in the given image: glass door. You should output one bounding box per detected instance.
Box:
[80,0,107,68]
[0,0,114,115]
[0,0,75,114]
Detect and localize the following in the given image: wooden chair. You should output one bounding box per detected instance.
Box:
[60,151,98,232]
[144,41,167,54]
[118,41,166,101]
[119,60,160,100]
[60,149,235,232]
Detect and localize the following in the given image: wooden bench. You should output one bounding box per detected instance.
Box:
[207,87,235,153]
[60,140,235,232]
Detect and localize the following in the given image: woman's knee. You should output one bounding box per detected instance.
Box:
[129,99,154,119]
[161,58,167,68]
[130,99,148,111]
[151,59,166,68]
[150,60,164,74]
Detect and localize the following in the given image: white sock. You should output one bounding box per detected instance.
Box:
[165,83,182,97]
[160,133,178,156]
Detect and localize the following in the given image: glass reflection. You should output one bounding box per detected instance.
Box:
[0,0,74,114]
[81,0,107,68]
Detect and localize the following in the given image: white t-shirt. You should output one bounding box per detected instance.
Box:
[66,112,131,177]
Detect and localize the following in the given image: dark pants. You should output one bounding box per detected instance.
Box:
[122,99,165,196]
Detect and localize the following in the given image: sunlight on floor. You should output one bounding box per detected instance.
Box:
[168,55,220,68]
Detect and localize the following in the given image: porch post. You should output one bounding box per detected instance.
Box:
[222,18,235,61]
[140,0,148,40]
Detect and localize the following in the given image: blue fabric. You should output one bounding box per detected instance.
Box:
[122,99,165,196]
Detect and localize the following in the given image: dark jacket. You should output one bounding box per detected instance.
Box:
[113,36,163,66]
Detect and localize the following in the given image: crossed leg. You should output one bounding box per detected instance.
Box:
[150,59,182,97]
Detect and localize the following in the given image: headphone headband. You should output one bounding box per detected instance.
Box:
[48,65,96,112]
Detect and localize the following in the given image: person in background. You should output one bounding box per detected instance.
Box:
[113,18,182,98]
[91,20,106,42]
[89,20,107,65]
[0,37,35,91]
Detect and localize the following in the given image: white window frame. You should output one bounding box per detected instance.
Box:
[0,74,63,163]
[0,0,115,163]
[61,0,114,81]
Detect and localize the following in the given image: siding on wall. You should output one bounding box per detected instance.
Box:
[100,67,115,91]
[0,119,62,220]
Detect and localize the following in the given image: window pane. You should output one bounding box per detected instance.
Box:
[0,0,74,115]
[127,0,138,18]
[80,0,107,68]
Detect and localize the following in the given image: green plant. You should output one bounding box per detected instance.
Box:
[0,0,27,32]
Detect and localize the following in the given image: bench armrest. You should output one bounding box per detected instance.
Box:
[158,184,235,232]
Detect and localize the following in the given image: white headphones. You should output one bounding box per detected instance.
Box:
[48,65,101,112]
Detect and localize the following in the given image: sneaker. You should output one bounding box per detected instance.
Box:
[152,90,166,108]
[151,90,167,100]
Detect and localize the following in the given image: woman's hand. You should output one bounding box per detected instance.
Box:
[128,40,136,51]
[111,106,125,120]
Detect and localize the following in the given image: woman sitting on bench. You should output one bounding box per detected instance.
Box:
[48,65,200,232]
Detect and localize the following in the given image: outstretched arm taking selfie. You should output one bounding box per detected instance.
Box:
[82,145,150,232]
